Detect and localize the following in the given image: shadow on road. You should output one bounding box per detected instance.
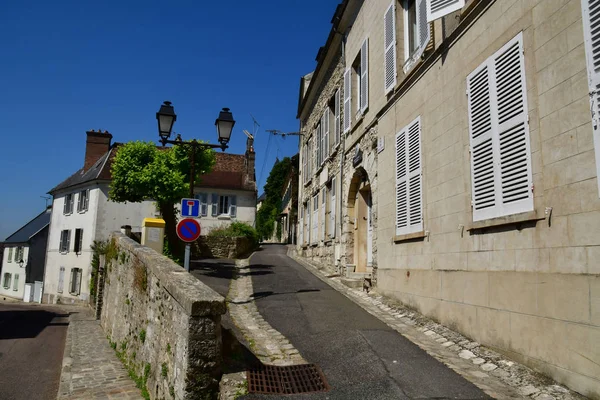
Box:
[0,309,71,340]
[222,326,262,374]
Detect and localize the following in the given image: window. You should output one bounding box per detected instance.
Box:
[303,138,313,183]
[304,200,310,244]
[321,109,330,164]
[332,90,341,147]
[13,274,19,291]
[69,268,82,295]
[299,204,304,245]
[312,194,319,244]
[315,124,322,166]
[15,247,23,263]
[211,194,237,217]
[77,189,89,212]
[343,68,352,134]
[63,193,74,215]
[57,267,65,293]
[426,0,465,22]
[329,176,337,238]
[467,32,533,222]
[581,0,600,197]
[60,230,71,253]
[195,193,209,216]
[7,247,13,263]
[3,273,11,289]
[353,38,369,115]
[403,0,430,73]
[384,0,397,93]
[74,229,83,254]
[321,189,327,241]
[395,116,423,235]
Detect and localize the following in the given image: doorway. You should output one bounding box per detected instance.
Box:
[346,168,372,274]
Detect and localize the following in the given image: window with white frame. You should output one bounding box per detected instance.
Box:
[69,268,82,295]
[384,0,397,94]
[467,32,533,222]
[3,273,11,289]
[15,246,23,263]
[329,176,337,238]
[211,194,237,217]
[403,0,430,73]
[581,0,600,197]
[13,274,19,291]
[77,189,89,213]
[395,116,423,235]
[7,247,13,263]
[74,229,84,254]
[59,230,71,253]
[194,193,209,216]
[321,189,327,241]
[63,193,74,215]
[57,267,65,293]
[312,194,319,244]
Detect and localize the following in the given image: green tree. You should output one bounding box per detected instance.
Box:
[109,141,215,258]
[256,157,292,241]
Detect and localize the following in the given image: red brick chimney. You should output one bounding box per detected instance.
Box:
[245,135,256,183]
[84,130,113,171]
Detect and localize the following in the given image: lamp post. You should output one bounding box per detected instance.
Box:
[156,101,235,198]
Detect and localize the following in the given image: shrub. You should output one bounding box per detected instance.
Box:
[208,222,259,245]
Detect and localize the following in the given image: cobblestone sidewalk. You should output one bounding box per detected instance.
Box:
[227,258,306,366]
[288,249,586,400]
[58,307,143,400]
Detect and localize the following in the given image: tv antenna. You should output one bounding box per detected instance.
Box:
[266,129,303,138]
[41,195,52,208]
[250,114,260,136]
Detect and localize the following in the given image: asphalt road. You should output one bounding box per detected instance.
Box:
[246,244,489,400]
[0,302,70,400]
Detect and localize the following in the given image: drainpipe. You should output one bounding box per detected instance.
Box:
[339,34,347,272]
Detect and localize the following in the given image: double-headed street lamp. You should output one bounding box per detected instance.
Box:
[156,101,236,197]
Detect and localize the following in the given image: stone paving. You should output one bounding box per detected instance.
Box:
[58,307,143,400]
[227,258,306,367]
[288,249,587,400]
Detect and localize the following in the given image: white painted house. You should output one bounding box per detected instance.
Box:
[43,130,155,304]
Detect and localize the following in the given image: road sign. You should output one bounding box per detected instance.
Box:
[176,218,201,242]
[181,198,200,218]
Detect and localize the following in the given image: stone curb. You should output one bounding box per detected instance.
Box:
[226,254,306,366]
[288,249,586,400]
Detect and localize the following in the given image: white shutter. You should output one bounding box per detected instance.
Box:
[84,189,89,211]
[8,248,12,262]
[316,126,321,166]
[230,195,237,217]
[396,117,423,235]
[75,269,82,295]
[321,190,326,240]
[581,0,600,197]
[66,230,71,253]
[302,143,307,184]
[307,200,311,244]
[322,110,329,160]
[13,274,19,291]
[467,32,533,221]
[330,177,336,238]
[334,89,341,145]
[360,38,369,113]
[312,195,319,243]
[343,68,352,133]
[384,1,397,93]
[427,0,465,22]
[58,267,65,293]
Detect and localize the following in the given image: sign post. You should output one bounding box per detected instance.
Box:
[176,217,201,272]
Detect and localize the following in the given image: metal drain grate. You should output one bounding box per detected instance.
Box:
[247,364,330,394]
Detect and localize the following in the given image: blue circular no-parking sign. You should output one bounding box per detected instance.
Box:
[176,218,201,242]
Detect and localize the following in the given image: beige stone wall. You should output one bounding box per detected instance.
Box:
[370,0,600,397]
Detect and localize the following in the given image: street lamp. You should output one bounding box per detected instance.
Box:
[156,101,235,197]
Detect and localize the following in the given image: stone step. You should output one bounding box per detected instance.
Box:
[347,272,370,280]
[340,278,363,289]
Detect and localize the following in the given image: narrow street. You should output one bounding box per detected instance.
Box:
[0,303,70,400]
[247,244,488,399]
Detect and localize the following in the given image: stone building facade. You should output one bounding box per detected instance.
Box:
[296,0,600,397]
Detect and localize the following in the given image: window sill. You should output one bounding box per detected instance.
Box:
[310,243,318,247]
[77,210,88,214]
[393,231,426,243]
[217,215,232,220]
[303,178,312,187]
[466,210,544,231]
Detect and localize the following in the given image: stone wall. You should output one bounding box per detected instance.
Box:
[100,233,226,400]
[193,236,255,259]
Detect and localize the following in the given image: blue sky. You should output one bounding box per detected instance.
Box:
[0,0,338,240]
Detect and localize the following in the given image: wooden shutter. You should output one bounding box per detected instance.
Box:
[230,196,237,217]
[63,195,69,214]
[322,110,329,160]
[395,117,423,235]
[13,274,19,291]
[8,248,12,263]
[316,125,321,166]
[75,269,82,295]
[58,267,65,293]
[302,143,307,183]
[59,231,66,252]
[211,194,218,216]
[306,200,311,244]
[321,190,326,240]
[467,32,533,221]
[427,0,465,22]
[384,1,397,93]
[330,177,336,238]
[360,38,369,113]
[343,68,352,133]
[66,230,71,253]
[312,195,319,243]
[84,189,89,211]
[334,89,341,145]
[581,0,600,197]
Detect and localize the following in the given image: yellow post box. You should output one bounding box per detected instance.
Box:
[141,218,165,254]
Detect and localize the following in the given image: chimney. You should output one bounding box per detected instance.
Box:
[85,130,113,171]
[245,136,256,183]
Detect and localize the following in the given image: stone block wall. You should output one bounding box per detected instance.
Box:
[100,233,226,400]
[193,236,255,259]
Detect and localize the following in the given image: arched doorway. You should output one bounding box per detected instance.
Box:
[346,168,372,273]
